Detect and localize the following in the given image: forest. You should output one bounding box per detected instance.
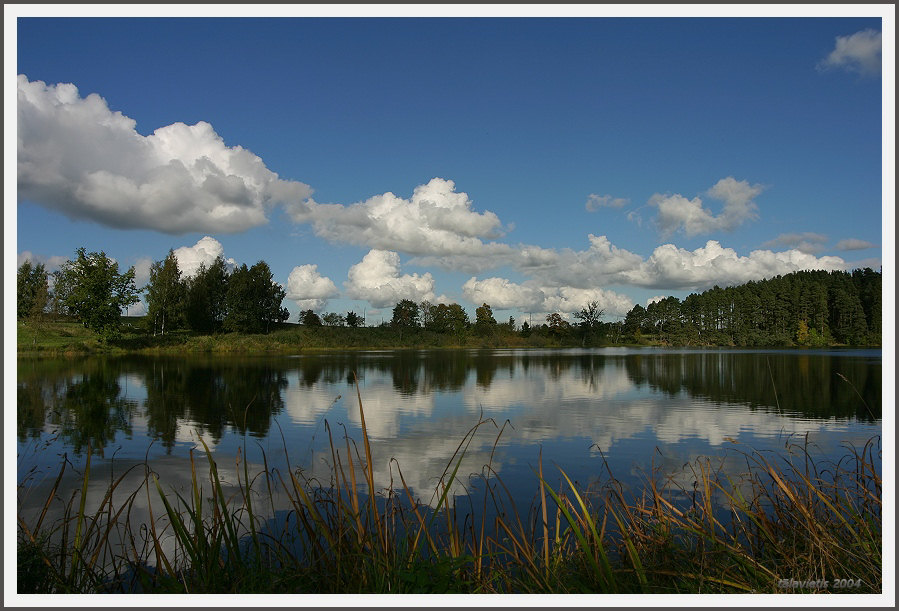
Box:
[17,246,882,349]
[621,268,882,347]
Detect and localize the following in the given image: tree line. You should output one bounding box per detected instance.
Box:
[17,247,881,347]
[16,247,288,339]
[622,268,882,347]
[298,298,609,347]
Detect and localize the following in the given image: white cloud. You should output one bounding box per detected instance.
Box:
[836,238,878,251]
[646,295,666,306]
[286,177,512,260]
[540,286,635,317]
[650,177,763,237]
[585,193,629,211]
[173,236,237,278]
[133,257,154,289]
[344,249,436,308]
[125,300,147,317]
[818,29,882,76]
[285,264,339,311]
[635,240,846,289]
[513,234,848,292]
[17,75,313,234]
[16,251,69,272]
[462,276,634,317]
[462,277,545,311]
[761,232,829,254]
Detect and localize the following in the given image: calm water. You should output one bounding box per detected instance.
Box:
[17,348,881,530]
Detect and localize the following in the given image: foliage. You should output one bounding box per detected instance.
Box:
[52,248,139,340]
[17,392,881,594]
[621,268,881,347]
[322,312,345,327]
[17,260,50,320]
[422,302,470,340]
[573,300,604,346]
[545,312,571,337]
[474,303,498,337]
[299,310,322,326]
[185,256,230,333]
[223,261,289,334]
[392,299,420,328]
[345,311,364,328]
[145,250,186,336]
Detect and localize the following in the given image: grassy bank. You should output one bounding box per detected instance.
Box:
[18,319,877,359]
[17,320,584,357]
[17,386,881,595]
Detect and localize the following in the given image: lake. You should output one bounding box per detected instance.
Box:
[16,347,881,548]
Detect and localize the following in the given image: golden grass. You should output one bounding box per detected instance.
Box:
[17,382,882,595]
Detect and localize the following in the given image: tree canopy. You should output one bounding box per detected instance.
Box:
[224,261,289,334]
[621,268,881,347]
[53,248,139,338]
[17,260,50,320]
[145,250,186,336]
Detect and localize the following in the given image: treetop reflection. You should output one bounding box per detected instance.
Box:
[17,350,880,455]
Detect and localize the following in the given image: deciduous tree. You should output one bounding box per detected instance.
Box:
[145,250,186,336]
[17,261,50,321]
[52,247,139,339]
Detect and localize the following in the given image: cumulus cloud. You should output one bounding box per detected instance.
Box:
[462,277,546,312]
[126,300,148,317]
[16,250,69,272]
[285,264,339,311]
[585,193,629,211]
[286,177,512,260]
[344,249,436,308]
[649,177,763,237]
[17,75,313,234]
[818,29,882,76]
[836,238,878,251]
[462,276,634,317]
[761,232,829,254]
[541,286,635,317]
[133,257,154,289]
[510,234,847,292]
[173,236,237,278]
[636,240,846,289]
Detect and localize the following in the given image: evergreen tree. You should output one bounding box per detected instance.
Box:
[474,303,497,337]
[620,268,881,347]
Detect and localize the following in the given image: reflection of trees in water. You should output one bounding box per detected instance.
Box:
[142,358,288,450]
[574,353,608,394]
[18,351,880,459]
[17,358,136,456]
[622,352,880,421]
[289,352,474,395]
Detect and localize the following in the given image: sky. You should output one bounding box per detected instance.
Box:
[8,6,894,325]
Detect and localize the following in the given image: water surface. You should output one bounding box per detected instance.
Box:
[17,348,881,524]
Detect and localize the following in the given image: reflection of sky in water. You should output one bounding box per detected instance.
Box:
[18,350,882,517]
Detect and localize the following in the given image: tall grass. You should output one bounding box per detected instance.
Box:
[17,383,882,595]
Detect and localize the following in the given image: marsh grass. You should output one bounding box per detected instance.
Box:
[17,381,882,595]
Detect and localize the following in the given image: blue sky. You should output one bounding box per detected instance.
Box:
[10,7,893,324]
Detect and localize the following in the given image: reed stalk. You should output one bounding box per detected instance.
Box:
[16,384,881,595]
